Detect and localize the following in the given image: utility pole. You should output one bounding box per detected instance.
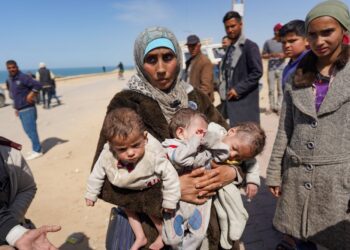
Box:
[232,0,244,17]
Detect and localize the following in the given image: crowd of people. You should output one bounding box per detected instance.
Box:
[1,0,350,249]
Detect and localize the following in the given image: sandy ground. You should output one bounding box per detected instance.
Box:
[0,61,279,249]
[0,71,131,249]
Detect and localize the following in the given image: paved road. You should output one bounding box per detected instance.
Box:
[239,112,283,250]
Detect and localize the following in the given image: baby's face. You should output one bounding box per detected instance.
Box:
[182,116,208,140]
[109,131,147,165]
[222,131,253,162]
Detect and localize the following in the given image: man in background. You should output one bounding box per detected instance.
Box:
[222,11,263,127]
[117,62,124,80]
[262,23,285,115]
[6,60,43,161]
[185,34,214,102]
[36,63,56,109]
[217,35,232,117]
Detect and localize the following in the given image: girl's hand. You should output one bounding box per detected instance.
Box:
[269,186,282,198]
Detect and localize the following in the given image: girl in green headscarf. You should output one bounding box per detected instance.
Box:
[267,1,350,249]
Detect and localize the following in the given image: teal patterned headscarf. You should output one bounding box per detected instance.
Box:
[128,27,188,123]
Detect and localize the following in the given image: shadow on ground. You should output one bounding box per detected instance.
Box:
[41,137,69,154]
[59,232,93,250]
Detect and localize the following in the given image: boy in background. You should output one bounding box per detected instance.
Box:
[279,20,309,91]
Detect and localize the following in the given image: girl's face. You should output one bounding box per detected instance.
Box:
[143,47,178,91]
[307,16,344,59]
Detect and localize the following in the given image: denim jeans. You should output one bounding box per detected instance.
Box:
[18,106,41,152]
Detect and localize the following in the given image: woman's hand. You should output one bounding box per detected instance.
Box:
[179,167,212,205]
[195,162,237,196]
[179,162,237,203]
[269,186,282,198]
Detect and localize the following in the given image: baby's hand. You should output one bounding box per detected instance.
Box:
[163,208,175,215]
[85,198,95,207]
[195,128,207,137]
[246,183,258,200]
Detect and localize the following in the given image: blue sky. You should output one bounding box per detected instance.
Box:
[2,0,350,69]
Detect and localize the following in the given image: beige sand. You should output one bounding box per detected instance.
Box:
[0,61,278,249]
[0,71,131,249]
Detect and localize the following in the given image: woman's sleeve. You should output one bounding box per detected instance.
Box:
[266,86,294,187]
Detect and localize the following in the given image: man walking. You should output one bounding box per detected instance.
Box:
[6,60,43,160]
[185,34,214,102]
[222,11,263,127]
[262,23,285,114]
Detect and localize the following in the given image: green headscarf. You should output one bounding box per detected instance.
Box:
[127,27,188,123]
[305,0,350,31]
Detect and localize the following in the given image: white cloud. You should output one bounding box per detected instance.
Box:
[113,0,169,25]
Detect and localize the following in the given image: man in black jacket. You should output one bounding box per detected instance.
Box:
[222,11,263,127]
[36,63,55,109]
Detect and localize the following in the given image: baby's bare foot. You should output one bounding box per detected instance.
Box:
[149,235,164,250]
[130,236,147,250]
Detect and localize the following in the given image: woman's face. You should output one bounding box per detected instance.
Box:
[307,16,344,59]
[143,47,178,91]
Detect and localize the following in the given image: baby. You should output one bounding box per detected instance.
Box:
[162,108,265,249]
[85,107,180,250]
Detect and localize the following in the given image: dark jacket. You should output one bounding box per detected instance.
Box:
[38,68,53,88]
[7,71,42,110]
[92,89,240,249]
[225,39,263,127]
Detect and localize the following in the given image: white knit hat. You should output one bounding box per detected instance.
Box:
[39,62,46,68]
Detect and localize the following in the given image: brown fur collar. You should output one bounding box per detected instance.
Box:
[293,45,350,88]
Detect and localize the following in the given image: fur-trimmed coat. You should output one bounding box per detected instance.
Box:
[266,48,350,250]
[92,88,242,249]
